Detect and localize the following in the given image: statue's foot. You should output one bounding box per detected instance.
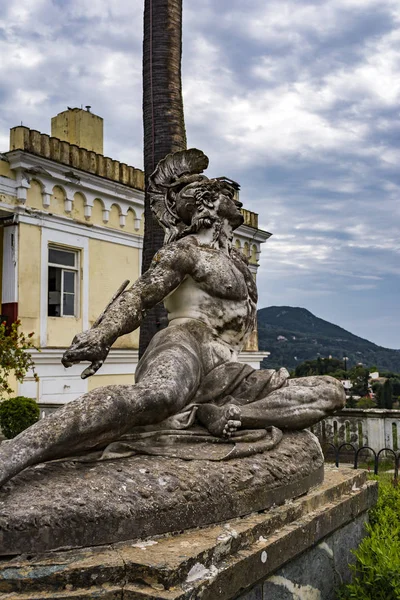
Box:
[197,404,242,438]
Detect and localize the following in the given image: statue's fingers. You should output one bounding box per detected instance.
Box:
[80,360,103,380]
[61,353,78,368]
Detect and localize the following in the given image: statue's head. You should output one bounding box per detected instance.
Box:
[148,149,244,244]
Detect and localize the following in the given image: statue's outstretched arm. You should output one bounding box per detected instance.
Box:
[62,242,192,377]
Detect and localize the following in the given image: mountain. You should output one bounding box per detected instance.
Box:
[257,306,400,372]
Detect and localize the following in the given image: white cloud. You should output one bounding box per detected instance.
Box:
[347,283,377,290]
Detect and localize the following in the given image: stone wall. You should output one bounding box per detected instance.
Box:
[312,408,400,452]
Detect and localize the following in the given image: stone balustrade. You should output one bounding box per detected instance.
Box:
[312,408,400,452]
[9,126,144,191]
[241,208,258,228]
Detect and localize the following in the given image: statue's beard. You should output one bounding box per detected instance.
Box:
[175,212,232,251]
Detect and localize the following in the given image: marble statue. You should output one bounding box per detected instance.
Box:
[0,149,345,487]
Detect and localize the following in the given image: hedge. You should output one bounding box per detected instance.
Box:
[0,396,40,439]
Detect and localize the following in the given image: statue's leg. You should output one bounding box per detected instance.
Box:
[236,375,345,430]
[0,337,201,487]
[197,376,345,436]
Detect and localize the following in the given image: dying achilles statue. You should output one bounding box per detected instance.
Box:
[0,149,345,486]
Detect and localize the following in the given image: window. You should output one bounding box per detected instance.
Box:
[48,246,79,317]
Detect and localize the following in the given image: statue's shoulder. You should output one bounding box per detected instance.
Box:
[230,246,249,266]
[163,236,200,255]
[155,236,199,272]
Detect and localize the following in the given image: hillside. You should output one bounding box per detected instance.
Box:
[258,306,400,372]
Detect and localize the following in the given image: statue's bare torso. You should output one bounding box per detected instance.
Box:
[164,237,257,353]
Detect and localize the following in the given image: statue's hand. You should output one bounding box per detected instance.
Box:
[62,329,111,379]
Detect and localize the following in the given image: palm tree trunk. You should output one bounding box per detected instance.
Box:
[140,0,187,357]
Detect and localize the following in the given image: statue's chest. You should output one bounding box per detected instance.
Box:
[193,252,250,299]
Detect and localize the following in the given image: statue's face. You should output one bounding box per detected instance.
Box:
[216,192,244,230]
[174,179,244,234]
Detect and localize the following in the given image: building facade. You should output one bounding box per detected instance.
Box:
[0,108,271,415]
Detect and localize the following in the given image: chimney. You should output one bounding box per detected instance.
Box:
[51,107,103,155]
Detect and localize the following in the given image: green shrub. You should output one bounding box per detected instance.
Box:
[345,395,357,408]
[356,396,376,409]
[0,396,40,439]
[337,477,400,599]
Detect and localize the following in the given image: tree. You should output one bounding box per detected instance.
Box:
[349,365,369,397]
[382,379,393,409]
[346,395,357,408]
[0,320,38,397]
[372,382,383,407]
[356,397,376,409]
[391,378,400,398]
[140,0,187,357]
[317,356,323,374]
[294,357,348,378]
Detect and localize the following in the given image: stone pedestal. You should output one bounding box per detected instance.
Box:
[0,430,323,555]
[0,467,377,599]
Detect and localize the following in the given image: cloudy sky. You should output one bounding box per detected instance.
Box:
[1,0,399,348]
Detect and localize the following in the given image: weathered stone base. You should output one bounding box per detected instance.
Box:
[0,430,323,555]
[0,467,377,599]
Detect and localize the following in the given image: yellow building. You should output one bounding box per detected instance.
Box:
[0,108,270,415]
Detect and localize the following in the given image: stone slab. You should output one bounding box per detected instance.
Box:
[0,467,378,599]
[0,430,323,555]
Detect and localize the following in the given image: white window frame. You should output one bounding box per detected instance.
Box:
[48,245,80,318]
[40,227,89,348]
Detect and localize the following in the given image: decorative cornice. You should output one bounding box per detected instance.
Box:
[2,153,270,244]
[3,206,144,249]
[6,150,144,219]
[236,223,271,242]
